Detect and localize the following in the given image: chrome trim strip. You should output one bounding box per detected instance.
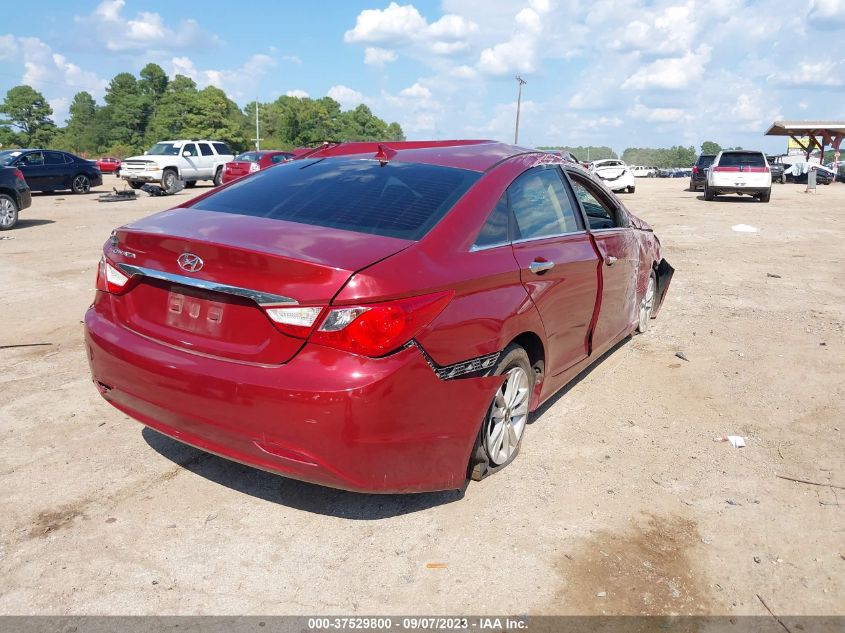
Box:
[116,264,298,306]
[470,230,588,252]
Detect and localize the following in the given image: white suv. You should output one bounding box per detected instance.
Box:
[704,150,772,203]
[119,140,235,193]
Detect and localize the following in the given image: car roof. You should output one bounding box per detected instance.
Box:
[294,140,549,173]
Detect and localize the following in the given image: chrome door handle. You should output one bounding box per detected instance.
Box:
[529,260,555,274]
[605,255,618,266]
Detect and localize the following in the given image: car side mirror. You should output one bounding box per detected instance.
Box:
[182,151,191,157]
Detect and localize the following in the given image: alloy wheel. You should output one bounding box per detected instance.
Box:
[0,197,16,228]
[73,175,90,194]
[484,366,530,465]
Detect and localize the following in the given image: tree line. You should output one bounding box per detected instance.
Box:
[0,63,405,158]
[539,141,738,168]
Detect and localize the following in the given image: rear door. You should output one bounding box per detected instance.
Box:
[197,143,216,177]
[566,170,639,352]
[508,166,599,375]
[44,151,69,189]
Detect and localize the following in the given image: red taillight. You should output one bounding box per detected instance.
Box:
[95,257,131,294]
[693,166,699,175]
[14,168,25,181]
[310,291,453,357]
[249,162,260,173]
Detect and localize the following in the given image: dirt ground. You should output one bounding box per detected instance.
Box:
[0,174,843,616]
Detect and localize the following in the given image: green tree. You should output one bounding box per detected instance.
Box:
[385,122,405,141]
[340,104,388,141]
[144,75,199,144]
[0,85,54,145]
[701,140,721,155]
[64,91,100,154]
[100,72,150,151]
[139,63,168,99]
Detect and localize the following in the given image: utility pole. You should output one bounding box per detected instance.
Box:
[514,75,527,145]
[253,99,262,151]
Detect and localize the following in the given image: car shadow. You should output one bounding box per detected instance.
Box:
[13,218,55,228]
[530,335,632,421]
[141,427,465,518]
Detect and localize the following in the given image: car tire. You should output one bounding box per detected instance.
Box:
[637,270,657,333]
[128,181,143,190]
[627,185,635,193]
[759,188,771,203]
[71,174,91,194]
[213,167,223,187]
[469,344,534,482]
[184,180,197,189]
[161,169,179,194]
[0,194,18,230]
[704,183,714,201]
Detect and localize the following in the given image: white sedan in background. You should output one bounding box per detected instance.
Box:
[590,159,636,193]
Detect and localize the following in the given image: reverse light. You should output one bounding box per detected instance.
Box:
[264,306,324,338]
[96,257,131,294]
[310,291,453,357]
[249,162,260,173]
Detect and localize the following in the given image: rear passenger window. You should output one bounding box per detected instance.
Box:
[199,143,214,156]
[569,177,620,230]
[213,143,232,156]
[473,194,510,248]
[45,152,66,165]
[509,168,582,240]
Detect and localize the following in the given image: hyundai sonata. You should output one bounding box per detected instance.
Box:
[85,140,672,493]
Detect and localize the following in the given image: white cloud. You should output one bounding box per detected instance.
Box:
[364,47,398,67]
[282,55,302,65]
[807,0,845,28]
[628,100,688,124]
[771,59,845,87]
[78,0,219,52]
[285,89,310,99]
[327,85,366,109]
[169,54,276,102]
[621,45,712,90]
[345,2,478,55]
[477,3,551,75]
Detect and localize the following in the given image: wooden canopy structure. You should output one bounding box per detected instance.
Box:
[765,120,845,162]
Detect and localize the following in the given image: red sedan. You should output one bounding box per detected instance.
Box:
[85,140,673,493]
[221,150,294,184]
[96,157,121,173]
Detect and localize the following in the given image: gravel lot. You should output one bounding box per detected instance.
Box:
[1,175,842,616]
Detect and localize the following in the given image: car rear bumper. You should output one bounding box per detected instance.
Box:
[710,186,770,195]
[84,299,500,493]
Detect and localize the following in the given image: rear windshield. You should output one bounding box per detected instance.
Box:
[719,152,765,168]
[234,152,261,162]
[191,158,481,240]
[697,155,715,167]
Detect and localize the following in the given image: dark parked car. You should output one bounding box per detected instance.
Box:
[0,165,32,230]
[0,149,102,193]
[689,154,715,191]
[766,156,786,184]
[85,140,673,493]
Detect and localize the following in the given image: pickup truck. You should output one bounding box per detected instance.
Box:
[119,140,235,193]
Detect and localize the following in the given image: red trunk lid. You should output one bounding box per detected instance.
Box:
[225,161,251,178]
[107,209,411,364]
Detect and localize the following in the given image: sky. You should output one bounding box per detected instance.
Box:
[1,0,843,154]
